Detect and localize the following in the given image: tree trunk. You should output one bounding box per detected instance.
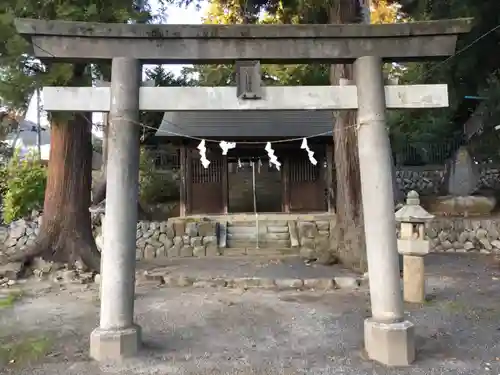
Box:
[13,112,101,272]
[91,174,150,220]
[328,0,367,272]
[101,112,109,172]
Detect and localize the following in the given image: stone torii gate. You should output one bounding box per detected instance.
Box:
[16,18,471,366]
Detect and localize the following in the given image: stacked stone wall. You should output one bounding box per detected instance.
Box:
[3,211,500,258]
[394,165,500,195]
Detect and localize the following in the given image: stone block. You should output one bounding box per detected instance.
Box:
[476,228,488,239]
[173,236,183,247]
[155,246,166,258]
[288,221,299,248]
[402,255,425,303]
[229,277,267,289]
[479,238,492,250]
[0,262,23,280]
[275,278,303,290]
[315,237,330,251]
[139,221,148,231]
[180,246,193,257]
[143,245,156,260]
[202,235,217,246]
[316,221,330,231]
[303,278,334,290]
[135,248,144,260]
[198,221,217,237]
[219,222,228,248]
[159,221,168,234]
[193,246,206,257]
[162,238,173,250]
[334,276,359,289]
[136,238,146,249]
[205,244,220,257]
[164,275,194,287]
[145,238,162,248]
[190,236,203,247]
[165,222,175,239]
[364,318,415,366]
[167,246,180,258]
[90,325,141,361]
[297,221,318,238]
[265,232,289,241]
[173,221,185,237]
[300,237,315,249]
[185,222,198,237]
[267,226,289,233]
[193,279,227,288]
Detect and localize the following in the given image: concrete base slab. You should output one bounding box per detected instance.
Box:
[90,324,141,361]
[364,318,415,366]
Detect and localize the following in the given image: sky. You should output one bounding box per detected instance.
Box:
[148,0,205,76]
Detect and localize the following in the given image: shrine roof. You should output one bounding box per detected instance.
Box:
[156,111,334,139]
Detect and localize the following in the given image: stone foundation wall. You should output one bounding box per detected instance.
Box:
[3,212,500,259]
[395,165,500,195]
[133,219,219,260]
[426,217,500,254]
[289,220,333,258]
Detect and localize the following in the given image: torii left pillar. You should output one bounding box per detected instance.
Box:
[90,57,142,361]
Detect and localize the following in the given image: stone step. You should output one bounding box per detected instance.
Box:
[228,221,289,228]
[227,233,291,242]
[227,226,289,235]
[228,221,262,228]
[226,239,291,249]
[227,233,257,241]
[220,248,299,256]
[227,226,265,235]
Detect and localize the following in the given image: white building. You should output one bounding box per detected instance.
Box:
[2,91,103,168]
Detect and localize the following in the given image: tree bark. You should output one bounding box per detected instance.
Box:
[9,64,101,272]
[328,0,367,272]
[13,112,101,272]
[91,174,150,220]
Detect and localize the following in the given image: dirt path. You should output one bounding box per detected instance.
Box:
[1,254,499,375]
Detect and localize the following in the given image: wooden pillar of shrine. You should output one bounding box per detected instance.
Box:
[222,155,229,214]
[179,144,190,217]
[325,144,334,213]
[282,157,291,213]
[185,147,193,215]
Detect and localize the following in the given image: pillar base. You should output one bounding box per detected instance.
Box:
[364,318,415,366]
[90,324,141,361]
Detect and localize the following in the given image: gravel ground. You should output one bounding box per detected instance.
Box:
[1,253,499,375]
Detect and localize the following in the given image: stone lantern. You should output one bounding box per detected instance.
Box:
[395,191,434,303]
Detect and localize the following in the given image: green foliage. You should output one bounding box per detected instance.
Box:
[139,148,179,204]
[0,0,164,113]
[0,166,7,198]
[2,152,46,224]
[172,0,500,161]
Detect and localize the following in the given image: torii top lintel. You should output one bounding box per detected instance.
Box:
[15,18,472,64]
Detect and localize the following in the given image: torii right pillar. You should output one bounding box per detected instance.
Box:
[355,56,414,366]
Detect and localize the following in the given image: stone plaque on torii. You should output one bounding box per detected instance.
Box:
[15,17,472,366]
